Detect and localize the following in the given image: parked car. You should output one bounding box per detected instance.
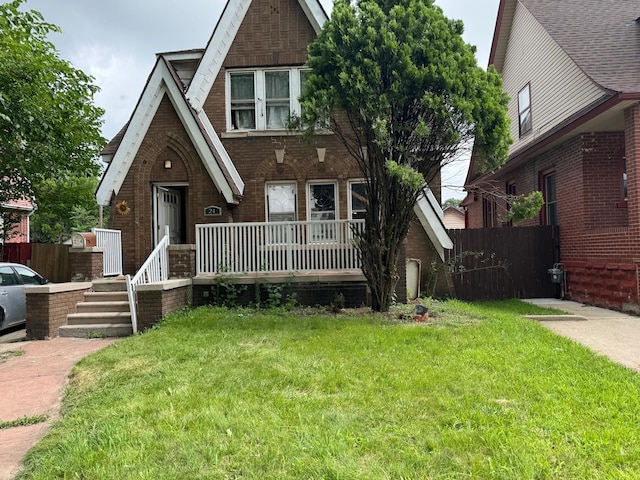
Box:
[0,263,47,331]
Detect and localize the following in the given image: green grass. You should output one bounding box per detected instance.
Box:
[18,300,640,479]
[0,414,48,430]
[0,349,24,364]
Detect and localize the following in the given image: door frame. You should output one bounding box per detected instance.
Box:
[152,182,188,246]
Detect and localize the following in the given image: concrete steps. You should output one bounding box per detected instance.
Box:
[60,279,133,338]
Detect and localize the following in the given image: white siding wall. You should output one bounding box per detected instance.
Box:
[502,2,605,155]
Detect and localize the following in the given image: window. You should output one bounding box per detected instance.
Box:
[266,183,297,244]
[482,197,498,227]
[622,159,628,201]
[266,183,297,222]
[227,67,308,131]
[265,71,290,129]
[348,181,368,220]
[14,265,43,285]
[308,183,337,222]
[518,84,532,137]
[0,266,19,286]
[230,72,256,130]
[505,181,516,226]
[541,171,557,225]
[308,182,337,242]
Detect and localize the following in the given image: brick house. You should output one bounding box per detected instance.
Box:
[1,199,33,243]
[96,0,451,305]
[443,206,465,230]
[464,0,640,311]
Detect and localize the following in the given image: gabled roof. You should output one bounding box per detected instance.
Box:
[414,189,453,262]
[466,0,640,187]
[98,0,328,206]
[186,0,328,109]
[491,0,640,93]
[96,56,244,205]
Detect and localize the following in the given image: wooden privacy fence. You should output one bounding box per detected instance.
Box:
[447,226,560,300]
[30,244,70,283]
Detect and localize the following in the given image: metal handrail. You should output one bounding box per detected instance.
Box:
[126,226,170,333]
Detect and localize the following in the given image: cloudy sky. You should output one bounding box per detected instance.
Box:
[23,0,500,200]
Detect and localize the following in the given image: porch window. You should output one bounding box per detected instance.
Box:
[542,171,557,225]
[227,67,308,131]
[308,182,337,242]
[518,83,532,137]
[230,72,256,130]
[348,181,368,220]
[266,183,297,245]
[266,183,297,222]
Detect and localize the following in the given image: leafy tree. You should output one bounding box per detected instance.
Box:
[443,198,462,209]
[300,0,511,311]
[30,176,105,243]
[0,0,104,209]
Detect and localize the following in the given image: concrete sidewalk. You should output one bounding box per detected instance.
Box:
[524,298,640,373]
[0,337,115,480]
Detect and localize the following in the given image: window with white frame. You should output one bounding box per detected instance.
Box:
[227,67,308,131]
[266,183,297,244]
[348,181,367,220]
[518,83,532,137]
[308,182,337,242]
[266,183,297,222]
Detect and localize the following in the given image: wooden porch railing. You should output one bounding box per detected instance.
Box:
[196,220,365,275]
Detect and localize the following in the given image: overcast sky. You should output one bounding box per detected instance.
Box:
[23,0,500,200]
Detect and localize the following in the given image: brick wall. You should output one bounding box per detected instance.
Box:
[136,280,192,331]
[110,97,229,275]
[168,244,196,278]
[25,283,92,339]
[466,114,640,311]
[69,248,104,281]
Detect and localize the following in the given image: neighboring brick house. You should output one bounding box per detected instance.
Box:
[96,0,452,303]
[464,0,640,311]
[1,199,33,243]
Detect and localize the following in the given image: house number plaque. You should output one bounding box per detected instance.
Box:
[204,205,222,216]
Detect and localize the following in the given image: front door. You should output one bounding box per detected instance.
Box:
[153,185,185,245]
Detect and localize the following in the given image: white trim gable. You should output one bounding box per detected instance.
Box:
[186,0,328,110]
[413,189,453,262]
[96,58,242,206]
[96,61,165,206]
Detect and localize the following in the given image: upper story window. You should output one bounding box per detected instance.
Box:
[228,68,308,132]
[518,84,532,137]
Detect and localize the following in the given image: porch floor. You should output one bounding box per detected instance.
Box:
[192,270,366,285]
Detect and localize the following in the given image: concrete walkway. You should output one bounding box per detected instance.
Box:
[524,298,640,372]
[0,336,115,480]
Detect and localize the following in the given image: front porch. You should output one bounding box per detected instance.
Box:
[192,220,371,307]
[195,219,365,276]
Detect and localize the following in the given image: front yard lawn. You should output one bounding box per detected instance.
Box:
[19,300,640,479]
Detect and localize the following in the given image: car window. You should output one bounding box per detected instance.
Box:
[14,266,43,285]
[0,266,20,286]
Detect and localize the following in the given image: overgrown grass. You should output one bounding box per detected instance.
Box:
[18,300,640,479]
